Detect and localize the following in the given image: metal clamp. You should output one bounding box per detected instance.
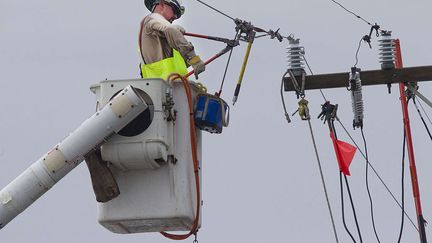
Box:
[318,101,338,124]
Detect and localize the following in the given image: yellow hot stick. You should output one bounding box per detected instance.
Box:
[233,32,255,105]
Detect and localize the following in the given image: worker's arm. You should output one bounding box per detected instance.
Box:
[145,14,196,60]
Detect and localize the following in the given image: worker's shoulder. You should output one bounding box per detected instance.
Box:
[145,13,170,25]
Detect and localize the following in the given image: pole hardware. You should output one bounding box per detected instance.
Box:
[318,101,338,124]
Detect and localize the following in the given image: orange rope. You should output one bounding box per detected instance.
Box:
[161,73,201,240]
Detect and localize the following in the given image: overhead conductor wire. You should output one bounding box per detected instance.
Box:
[353,37,363,68]
[397,130,407,243]
[330,121,363,243]
[339,169,358,243]
[413,97,432,142]
[302,54,327,102]
[361,128,382,243]
[417,99,432,126]
[329,0,374,26]
[280,71,291,123]
[336,119,419,231]
[194,0,235,21]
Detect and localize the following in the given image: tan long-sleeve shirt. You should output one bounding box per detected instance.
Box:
[139,13,196,64]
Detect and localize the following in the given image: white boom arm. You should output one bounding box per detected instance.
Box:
[0,85,147,229]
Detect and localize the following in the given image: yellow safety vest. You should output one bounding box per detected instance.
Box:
[140,49,188,80]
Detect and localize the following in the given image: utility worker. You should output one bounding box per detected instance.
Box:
[84,0,206,204]
[140,0,206,80]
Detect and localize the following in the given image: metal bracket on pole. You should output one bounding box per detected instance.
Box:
[407,84,432,109]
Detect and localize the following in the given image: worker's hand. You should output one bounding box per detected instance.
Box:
[173,25,186,34]
[188,55,205,79]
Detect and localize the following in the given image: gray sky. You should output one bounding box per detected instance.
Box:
[1,0,432,242]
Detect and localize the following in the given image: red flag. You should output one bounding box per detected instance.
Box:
[330,132,357,176]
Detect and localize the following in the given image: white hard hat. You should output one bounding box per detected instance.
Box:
[145,0,185,18]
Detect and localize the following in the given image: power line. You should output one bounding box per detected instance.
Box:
[340,172,358,243]
[330,121,363,243]
[329,0,383,68]
[413,98,432,142]
[361,128,382,243]
[280,71,292,123]
[417,99,432,126]
[194,0,235,21]
[329,0,373,26]
[336,118,419,232]
[354,37,363,67]
[302,54,327,102]
[327,122,363,243]
[397,131,406,243]
[344,173,364,243]
[331,122,358,243]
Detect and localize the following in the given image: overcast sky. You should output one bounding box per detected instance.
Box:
[1,0,432,242]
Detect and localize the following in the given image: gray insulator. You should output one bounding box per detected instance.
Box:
[378,31,396,70]
[287,38,305,75]
[350,71,364,128]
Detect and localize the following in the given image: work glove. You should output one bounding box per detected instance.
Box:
[188,55,206,80]
[173,25,186,34]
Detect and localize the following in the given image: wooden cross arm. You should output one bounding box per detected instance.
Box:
[283,65,432,92]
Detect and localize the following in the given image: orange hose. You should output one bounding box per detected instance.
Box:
[160,74,201,240]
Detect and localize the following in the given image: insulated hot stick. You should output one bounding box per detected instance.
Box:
[184,48,231,79]
[233,31,255,105]
[184,32,235,45]
[183,33,239,79]
[231,18,288,105]
[184,29,255,105]
[185,28,278,104]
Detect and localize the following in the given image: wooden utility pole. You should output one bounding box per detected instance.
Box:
[283,65,432,91]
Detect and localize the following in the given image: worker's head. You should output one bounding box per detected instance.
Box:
[145,0,185,22]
